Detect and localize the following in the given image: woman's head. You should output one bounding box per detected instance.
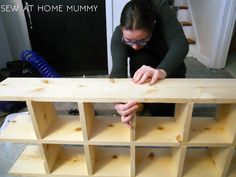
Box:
[120,0,155,50]
[120,0,155,32]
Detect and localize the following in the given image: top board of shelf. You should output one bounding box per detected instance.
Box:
[0,78,236,103]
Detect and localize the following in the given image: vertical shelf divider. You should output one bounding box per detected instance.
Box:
[174,103,193,143]
[130,145,136,177]
[78,102,94,141]
[26,101,56,139]
[216,104,236,143]
[208,146,235,177]
[171,146,187,177]
[84,145,96,175]
[40,144,61,174]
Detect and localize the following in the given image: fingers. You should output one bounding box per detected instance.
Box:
[133,65,167,85]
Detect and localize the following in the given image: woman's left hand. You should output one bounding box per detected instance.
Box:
[133,65,167,85]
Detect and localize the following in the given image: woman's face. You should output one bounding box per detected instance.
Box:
[122,29,151,50]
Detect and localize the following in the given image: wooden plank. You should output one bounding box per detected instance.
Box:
[84,145,95,175]
[9,145,46,176]
[130,145,136,177]
[42,115,83,144]
[0,114,37,143]
[228,148,236,177]
[27,101,56,139]
[41,144,61,173]
[171,146,187,177]
[51,145,88,176]
[208,147,235,177]
[183,148,219,177]
[93,146,130,176]
[136,147,176,177]
[0,78,236,103]
[89,116,130,144]
[174,103,193,143]
[188,117,231,146]
[216,104,236,144]
[135,116,181,145]
[78,103,94,141]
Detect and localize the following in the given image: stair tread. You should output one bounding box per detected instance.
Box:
[180,21,192,26]
[178,6,188,9]
[187,38,196,45]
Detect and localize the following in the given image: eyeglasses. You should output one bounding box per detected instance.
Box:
[122,33,152,46]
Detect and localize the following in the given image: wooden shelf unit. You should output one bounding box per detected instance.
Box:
[0,78,236,177]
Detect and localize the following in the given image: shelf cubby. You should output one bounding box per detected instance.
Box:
[227,148,236,177]
[27,101,83,144]
[79,103,130,144]
[183,147,234,177]
[135,146,186,177]
[41,144,88,176]
[135,103,193,145]
[188,104,236,146]
[88,145,131,176]
[9,145,47,176]
[0,112,37,143]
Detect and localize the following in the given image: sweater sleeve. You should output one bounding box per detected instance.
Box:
[109,26,129,78]
[153,0,189,76]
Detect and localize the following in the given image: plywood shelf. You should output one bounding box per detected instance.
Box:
[135,147,179,177]
[93,146,131,176]
[51,145,88,176]
[0,78,236,177]
[188,117,231,146]
[42,115,83,144]
[0,114,37,143]
[9,145,46,176]
[135,117,181,145]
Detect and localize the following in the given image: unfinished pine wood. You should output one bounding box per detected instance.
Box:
[135,116,182,145]
[183,148,219,177]
[136,147,177,177]
[9,145,46,176]
[42,115,83,144]
[93,146,130,176]
[0,114,37,143]
[188,117,231,146]
[228,148,236,177]
[174,103,193,143]
[50,145,88,176]
[1,78,236,103]
[1,78,236,177]
[208,147,235,177]
[27,101,56,139]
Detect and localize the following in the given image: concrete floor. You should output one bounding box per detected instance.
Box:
[0,57,234,177]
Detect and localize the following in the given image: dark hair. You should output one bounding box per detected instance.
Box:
[120,0,155,32]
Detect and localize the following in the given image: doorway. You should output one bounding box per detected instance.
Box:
[22,0,108,76]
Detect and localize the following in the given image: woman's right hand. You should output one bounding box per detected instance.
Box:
[114,101,138,128]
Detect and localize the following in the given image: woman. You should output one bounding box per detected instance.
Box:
[110,0,189,127]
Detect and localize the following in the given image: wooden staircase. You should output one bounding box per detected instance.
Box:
[169,0,196,45]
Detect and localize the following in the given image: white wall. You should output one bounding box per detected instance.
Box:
[0,15,12,68]
[188,0,231,68]
[0,0,31,68]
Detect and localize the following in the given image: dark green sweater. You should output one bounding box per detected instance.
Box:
[110,0,189,78]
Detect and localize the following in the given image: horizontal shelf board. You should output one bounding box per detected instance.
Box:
[51,146,88,176]
[136,147,176,177]
[43,115,83,143]
[0,114,37,142]
[135,117,181,144]
[1,78,236,103]
[94,146,130,176]
[188,117,231,145]
[183,148,219,177]
[89,116,130,143]
[9,145,46,175]
[228,149,236,177]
